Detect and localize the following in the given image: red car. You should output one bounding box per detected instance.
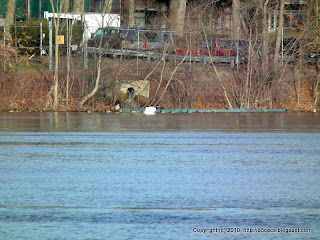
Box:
[176,38,248,62]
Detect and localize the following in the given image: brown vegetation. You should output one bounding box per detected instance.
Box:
[0,55,317,112]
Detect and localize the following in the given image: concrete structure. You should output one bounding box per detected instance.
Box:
[120,80,150,100]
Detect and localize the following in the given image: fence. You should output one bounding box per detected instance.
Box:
[1,21,238,76]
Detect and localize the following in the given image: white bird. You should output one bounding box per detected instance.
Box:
[144,106,156,115]
[114,104,120,112]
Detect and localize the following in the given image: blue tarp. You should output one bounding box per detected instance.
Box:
[120,108,287,113]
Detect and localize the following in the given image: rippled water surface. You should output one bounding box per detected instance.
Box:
[0,112,319,239]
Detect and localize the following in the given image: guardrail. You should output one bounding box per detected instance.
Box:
[285,0,307,4]
[86,47,236,67]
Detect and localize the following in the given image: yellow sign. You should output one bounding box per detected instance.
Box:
[58,35,65,45]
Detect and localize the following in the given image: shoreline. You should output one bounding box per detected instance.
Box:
[2,108,318,113]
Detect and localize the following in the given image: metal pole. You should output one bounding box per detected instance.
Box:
[49,18,53,70]
[83,29,88,69]
[40,22,43,56]
[281,26,284,64]
[83,22,88,70]
[39,0,42,18]
[316,0,319,42]
[120,0,122,26]
[189,31,191,72]
[14,21,17,81]
[137,27,139,75]
[3,26,6,72]
[317,0,319,26]
[66,19,69,58]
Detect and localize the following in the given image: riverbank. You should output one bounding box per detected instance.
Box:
[0,57,318,112]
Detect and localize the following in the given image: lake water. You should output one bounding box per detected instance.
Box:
[0,112,319,240]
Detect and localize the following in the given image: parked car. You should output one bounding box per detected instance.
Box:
[87,27,176,52]
[121,29,176,52]
[87,27,122,48]
[305,42,320,65]
[176,38,248,63]
[211,38,248,62]
[271,37,320,65]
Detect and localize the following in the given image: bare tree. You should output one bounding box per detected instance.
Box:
[104,0,113,13]
[62,0,70,12]
[73,0,84,12]
[273,0,285,67]
[49,0,63,110]
[232,0,241,39]
[78,1,114,108]
[261,0,270,78]
[4,0,16,40]
[65,19,74,104]
[128,0,136,26]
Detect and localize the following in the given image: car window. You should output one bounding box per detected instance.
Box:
[103,29,111,37]
[201,39,216,48]
[119,30,137,40]
[93,28,102,38]
[145,31,157,40]
[225,40,232,47]
[119,29,136,40]
[163,33,175,44]
[219,40,227,48]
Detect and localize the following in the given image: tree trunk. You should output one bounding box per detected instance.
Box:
[4,0,16,40]
[128,0,136,27]
[244,29,253,108]
[62,0,70,12]
[66,20,73,104]
[73,0,84,12]
[296,38,306,105]
[261,0,270,78]
[78,6,109,108]
[104,0,113,13]
[53,28,59,110]
[273,0,285,67]
[49,0,61,110]
[232,0,241,39]
[78,60,102,108]
[170,0,187,36]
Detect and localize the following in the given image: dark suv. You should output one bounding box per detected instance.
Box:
[87,27,122,49]
[271,37,320,65]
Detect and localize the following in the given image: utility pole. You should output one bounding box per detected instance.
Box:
[40,22,43,57]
